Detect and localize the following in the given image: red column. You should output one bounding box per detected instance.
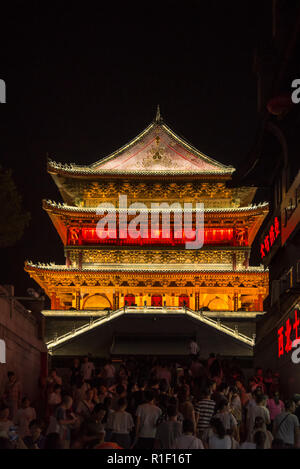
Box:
[51,292,57,310]
[195,292,199,311]
[258,294,263,312]
[234,291,239,311]
[55,296,61,310]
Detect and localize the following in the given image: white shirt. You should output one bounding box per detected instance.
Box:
[174,434,204,449]
[76,400,94,419]
[239,442,256,449]
[136,403,162,438]
[247,404,270,433]
[48,392,62,406]
[215,411,237,431]
[81,362,95,381]
[104,364,116,378]
[189,341,199,355]
[107,411,134,434]
[208,434,232,449]
[274,412,299,445]
[14,407,36,438]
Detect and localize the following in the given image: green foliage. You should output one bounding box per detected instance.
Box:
[0,166,30,247]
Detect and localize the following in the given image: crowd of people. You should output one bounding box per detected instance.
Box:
[0,352,299,450]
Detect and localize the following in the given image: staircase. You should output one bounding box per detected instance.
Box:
[46,306,255,352]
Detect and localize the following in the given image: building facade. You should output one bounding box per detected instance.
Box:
[0,285,47,403]
[25,110,269,357]
[239,0,300,395]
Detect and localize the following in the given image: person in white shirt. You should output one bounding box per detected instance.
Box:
[156,362,172,386]
[76,389,95,423]
[14,397,36,439]
[229,386,242,425]
[48,385,62,407]
[189,339,199,357]
[214,398,238,441]
[73,379,90,409]
[207,418,233,449]
[246,393,270,438]
[81,356,95,382]
[155,405,182,449]
[273,400,300,448]
[239,430,266,449]
[174,419,204,449]
[104,359,116,387]
[108,398,134,448]
[250,416,273,449]
[0,406,13,437]
[135,390,162,449]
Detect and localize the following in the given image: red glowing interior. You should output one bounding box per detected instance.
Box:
[67,226,248,247]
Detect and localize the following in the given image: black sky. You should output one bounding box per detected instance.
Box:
[0,1,263,296]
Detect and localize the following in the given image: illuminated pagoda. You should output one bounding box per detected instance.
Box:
[25,108,269,357]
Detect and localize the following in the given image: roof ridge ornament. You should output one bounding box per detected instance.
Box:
[155,104,162,123]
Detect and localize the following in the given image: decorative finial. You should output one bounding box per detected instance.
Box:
[155,104,162,123]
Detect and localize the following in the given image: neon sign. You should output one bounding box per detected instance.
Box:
[278,309,300,358]
[260,217,280,259]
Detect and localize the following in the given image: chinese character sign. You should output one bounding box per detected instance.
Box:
[261,217,280,259]
[278,309,300,358]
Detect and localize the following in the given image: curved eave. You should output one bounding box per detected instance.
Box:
[48,164,234,178]
[25,262,268,275]
[43,199,269,218]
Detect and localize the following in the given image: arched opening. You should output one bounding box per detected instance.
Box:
[179,294,189,307]
[151,294,162,307]
[124,294,135,306]
[83,294,112,310]
[207,296,229,311]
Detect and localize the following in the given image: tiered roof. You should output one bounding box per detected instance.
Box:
[48,108,235,179]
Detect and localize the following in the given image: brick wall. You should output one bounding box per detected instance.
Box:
[0,285,47,404]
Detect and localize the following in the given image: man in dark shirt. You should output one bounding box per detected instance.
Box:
[23,420,45,449]
[70,358,82,387]
[82,403,106,440]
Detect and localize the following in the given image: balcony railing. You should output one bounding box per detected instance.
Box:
[46,306,255,351]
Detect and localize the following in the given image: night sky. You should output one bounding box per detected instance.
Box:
[0,1,264,297]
